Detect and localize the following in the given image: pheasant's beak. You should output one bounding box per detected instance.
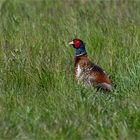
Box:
[68,41,74,46]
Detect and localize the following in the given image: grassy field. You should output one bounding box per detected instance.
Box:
[0,0,140,139]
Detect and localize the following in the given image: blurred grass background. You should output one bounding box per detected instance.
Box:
[0,0,140,139]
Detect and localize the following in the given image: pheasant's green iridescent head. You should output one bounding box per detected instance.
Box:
[69,38,87,56]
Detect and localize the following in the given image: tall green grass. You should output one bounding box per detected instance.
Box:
[0,0,140,139]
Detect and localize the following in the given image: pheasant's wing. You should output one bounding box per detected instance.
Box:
[90,63,106,74]
[88,63,112,90]
[90,63,111,84]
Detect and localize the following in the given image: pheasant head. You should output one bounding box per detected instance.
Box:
[69,38,87,56]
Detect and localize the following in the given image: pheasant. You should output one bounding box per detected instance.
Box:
[69,38,112,91]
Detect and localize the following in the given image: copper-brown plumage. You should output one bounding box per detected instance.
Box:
[69,38,112,91]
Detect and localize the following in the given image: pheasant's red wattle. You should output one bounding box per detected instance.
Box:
[74,40,81,48]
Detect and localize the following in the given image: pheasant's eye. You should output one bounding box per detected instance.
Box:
[74,39,81,48]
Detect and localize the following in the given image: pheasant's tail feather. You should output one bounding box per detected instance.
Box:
[97,83,112,92]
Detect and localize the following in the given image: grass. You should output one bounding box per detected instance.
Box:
[0,0,140,139]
